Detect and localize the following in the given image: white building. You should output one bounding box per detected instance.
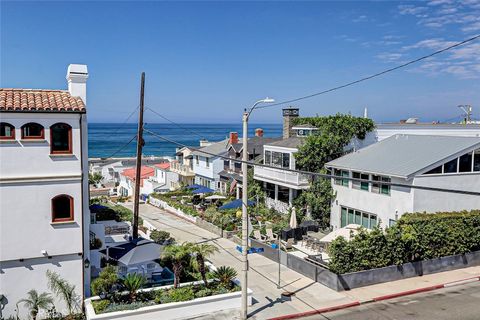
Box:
[118,166,155,198]
[326,134,480,230]
[192,138,230,192]
[143,162,179,194]
[0,64,90,318]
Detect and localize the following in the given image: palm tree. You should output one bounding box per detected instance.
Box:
[161,243,192,288]
[212,266,238,288]
[121,273,146,301]
[189,243,218,286]
[18,290,53,320]
[46,270,79,316]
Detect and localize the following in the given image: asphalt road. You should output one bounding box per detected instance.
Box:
[303,281,480,320]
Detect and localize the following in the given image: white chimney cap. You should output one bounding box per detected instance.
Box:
[67,64,88,75]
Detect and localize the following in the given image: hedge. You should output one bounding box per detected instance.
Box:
[328,210,480,274]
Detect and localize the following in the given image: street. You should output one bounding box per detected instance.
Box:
[303,281,480,320]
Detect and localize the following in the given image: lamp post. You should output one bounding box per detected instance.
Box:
[241,97,274,319]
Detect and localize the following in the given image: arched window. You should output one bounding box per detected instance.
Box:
[21,122,44,139]
[0,122,15,140]
[50,123,72,154]
[52,195,74,222]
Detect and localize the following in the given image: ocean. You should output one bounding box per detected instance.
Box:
[88,123,283,158]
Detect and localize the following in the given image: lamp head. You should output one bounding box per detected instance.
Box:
[262,97,275,103]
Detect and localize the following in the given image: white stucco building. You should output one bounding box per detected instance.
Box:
[326,134,480,230]
[0,64,90,318]
[192,138,230,192]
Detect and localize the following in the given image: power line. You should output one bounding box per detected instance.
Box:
[256,34,480,110]
[143,128,480,197]
[111,105,140,136]
[103,134,137,159]
[145,107,206,139]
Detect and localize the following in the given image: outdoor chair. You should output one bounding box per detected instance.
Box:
[281,238,294,251]
[253,230,266,242]
[305,237,314,249]
[266,229,278,242]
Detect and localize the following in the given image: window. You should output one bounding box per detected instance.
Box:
[265,151,271,165]
[272,152,282,167]
[424,165,442,175]
[282,153,290,168]
[224,160,230,170]
[372,175,390,195]
[459,152,473,172]
[443,158,458,173]
[0,122,15,139]
[334,169,349,187]
[206,157,209,168]
[352,172,369,191]
[21,122,44,139]
[52,195,74,222]
[50,123,72,154]
[195,156,199,165]
[474,149,480,172]
[341,206,377,229]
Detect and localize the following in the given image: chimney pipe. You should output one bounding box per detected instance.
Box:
[255,128,264,137]
[229,132,239,144]
[282,107,299,139]
[66,64,88,105]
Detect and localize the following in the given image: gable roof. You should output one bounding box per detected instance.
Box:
[0,88,86,113]
[325,134,480,179]
[192,139,229,158]
[229,136,282,154]
[266,137,305,149]
[154,162,170,170]
[121,166,155,186]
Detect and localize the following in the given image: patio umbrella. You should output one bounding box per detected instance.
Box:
[219,199,255,210]
[205,195,227,200]
[89,204,108,213]
[185,184,203,189]
[289,207,298,229]
[192,186,215,194]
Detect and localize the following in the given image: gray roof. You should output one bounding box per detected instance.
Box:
[192,139,229,158]
[230,136,282,154]
[267,137,305,149]
[326,134,480,178]
[117,241,163,266]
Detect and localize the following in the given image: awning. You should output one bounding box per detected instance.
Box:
[219,199,255,210]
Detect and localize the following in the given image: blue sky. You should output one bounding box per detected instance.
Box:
[1,1,479,124]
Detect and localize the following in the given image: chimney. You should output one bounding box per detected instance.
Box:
[229,132,239,144]
[255,128,264,137]
[282,107,299,139]
[199,139,211,147]
[363,107,368,119]
[66,64,88,105]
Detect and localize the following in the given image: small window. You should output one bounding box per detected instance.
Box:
[272,152,282,167]
[334,169,349,187]
[50,123,72,154]
[21,122,44,139]
[0,122,15,140]
[352,172,368,191]
[52,194,74,222]
[474,149,480,172]
[196,156,199,165]
[265,151,271,165]
[424,165,442,175]
[282,153,290,168]
[206,157,209,168]
[459,152,473,173]
[443,158,458,173]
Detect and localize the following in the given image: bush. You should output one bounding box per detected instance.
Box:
[92,300,110,314]
[194,287,213,298]
[328,210,480,274]
[91,265,118,297]
[154,286,194,304]
[211,266,237,289]
[150,230,172,244]
[101,301,156,313]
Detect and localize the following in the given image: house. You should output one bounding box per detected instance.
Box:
[170,146,199,189]
[0,64,90,318]
[220,129,281,198]
[118,166,155,198]
[143,162,179,194]
[326,134,480,230]
[192,138,230,192]
[253,108,312,213]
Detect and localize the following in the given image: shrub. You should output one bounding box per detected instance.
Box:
[212,266,237,288]
[154,286,194,304]
[91,265,118,298]
[150,230,172,244]
[328,210,480,274]
[92,300,110,314]
[121,273,146,301]
[194,288,213,298]
[102,301,156,313]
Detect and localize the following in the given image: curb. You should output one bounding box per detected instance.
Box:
[267,275,480,320]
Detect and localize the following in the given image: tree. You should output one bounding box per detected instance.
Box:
[89,172,103,185]
[161,243,192,288]
[247,168,265,203]
[18,290,53,320]
[121,273,146,302]
[46,270,80,316]
[212,266,237,288]
[150,230,173,244]
[90,265,118,298]
[189,243,219,286]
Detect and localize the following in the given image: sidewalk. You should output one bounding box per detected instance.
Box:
[130,203,480,319]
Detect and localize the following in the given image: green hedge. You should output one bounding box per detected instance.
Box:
[328,210,480,274]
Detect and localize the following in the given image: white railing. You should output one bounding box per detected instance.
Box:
[265,197,290,214]
[254,166,310,187]
[171,161,195,176]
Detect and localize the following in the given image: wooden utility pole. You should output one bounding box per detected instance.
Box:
[132,72,145,239]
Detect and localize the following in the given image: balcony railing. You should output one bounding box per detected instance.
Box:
[171,161,195,176]
[254,165,310,187]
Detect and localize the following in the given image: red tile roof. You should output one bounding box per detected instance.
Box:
[0,88,86,112]
[154,162,171,170]
[121,166,155,187]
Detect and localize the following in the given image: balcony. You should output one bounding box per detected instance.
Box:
[171,161,195,177]
[254,165,310,189]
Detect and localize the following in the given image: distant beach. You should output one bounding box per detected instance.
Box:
[88,123,283,158]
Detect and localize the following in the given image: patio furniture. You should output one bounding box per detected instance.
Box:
[301,235,308,247]
[253,230,266,242]
[266,229,278,242]
[305,237,314,249]
[281,238,294,251]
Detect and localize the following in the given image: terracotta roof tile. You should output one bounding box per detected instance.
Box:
[154,162,171,170]
[0,88,85,113]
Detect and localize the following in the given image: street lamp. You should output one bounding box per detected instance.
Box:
[241,97,275,320]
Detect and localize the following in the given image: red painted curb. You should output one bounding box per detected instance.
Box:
[267,275,480,320]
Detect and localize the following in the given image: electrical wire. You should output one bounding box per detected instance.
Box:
[143,128,480,196]
[111,105,140,136]
[145,107,206,139]
[103,134,137,159]
[255,34,480,110]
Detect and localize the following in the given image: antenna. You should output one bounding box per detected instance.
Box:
[458,105,472,123]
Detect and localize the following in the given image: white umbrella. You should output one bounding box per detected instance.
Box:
[205,195,227,200]
[289,207,298,229]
